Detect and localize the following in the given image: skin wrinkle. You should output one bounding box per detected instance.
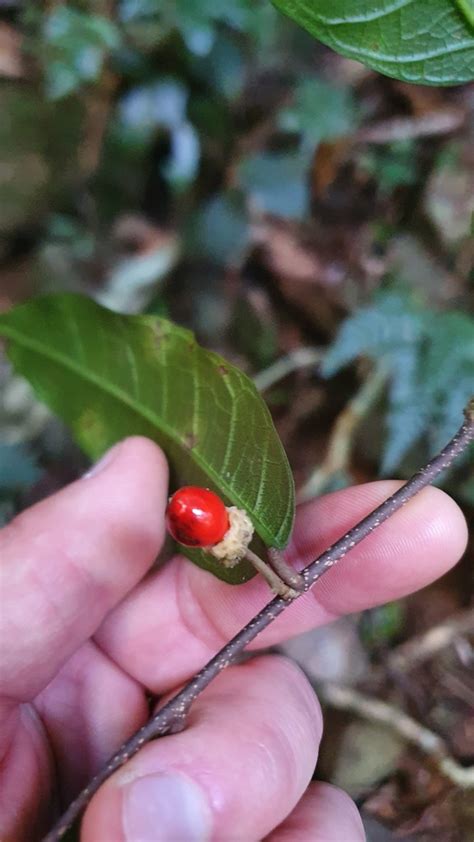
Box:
[91,632,150,700]
[36,668,93,807]
[2,560,72,701]
[0,702,20,761]
[80,643,148,768]
[36,640,148,806]
[2,551,112,703]
[250,710,314,802]
[0,702,54,839]
[38,648,99,765]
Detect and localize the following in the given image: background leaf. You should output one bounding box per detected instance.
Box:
[0,443,42,492]
[0,294,295,583]
[323,290,474,474]
[272,0,474,85]
[42,7,121,99]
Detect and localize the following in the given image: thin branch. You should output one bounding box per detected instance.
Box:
[42,399,474,841]
[354,109,465,144]
[368,608,474,691]
[253,347,322,392]
[297,365,388,502]
[387,608,474,673]
[319,682,474,789]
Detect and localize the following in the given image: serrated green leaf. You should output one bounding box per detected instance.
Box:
[272,0,474,85]
[0,294,295,583]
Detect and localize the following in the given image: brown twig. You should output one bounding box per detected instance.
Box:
[42,399,474,841]
[78,0,119,178]
[319,681,474,788]
[297,364,388,502]
[253,347,322,392]
[354,109,465,145]
[387,608,474,673]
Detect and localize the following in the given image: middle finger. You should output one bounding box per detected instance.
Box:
[96,482,466,693]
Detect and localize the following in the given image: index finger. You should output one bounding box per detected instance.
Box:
[0,438,168,701]
[96,480,468,693]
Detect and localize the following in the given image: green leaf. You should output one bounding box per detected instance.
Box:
[238,152,310,218]
[43,7,121,99]
[324,290,474,474]
[272,0,474,85]
[0,294,295,583]
[279,78,358,143]
[189,191,249,263]
[455,0,474,28]
[360,601,405,647]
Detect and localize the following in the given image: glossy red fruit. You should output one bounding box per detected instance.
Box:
[166,486,229,548]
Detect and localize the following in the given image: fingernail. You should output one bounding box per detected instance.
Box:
[82,443,121,479]
[122,773,212,842]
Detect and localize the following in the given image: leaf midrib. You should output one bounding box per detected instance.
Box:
[0,321,277,543]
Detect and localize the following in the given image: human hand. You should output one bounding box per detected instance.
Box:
[0,438,467,841]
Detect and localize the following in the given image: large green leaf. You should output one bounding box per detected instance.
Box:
[0,294,295,583]
[272,0,474,85]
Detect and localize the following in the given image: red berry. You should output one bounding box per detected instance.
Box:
[166,486,229,548]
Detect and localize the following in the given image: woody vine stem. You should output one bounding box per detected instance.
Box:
[43,399,474,842]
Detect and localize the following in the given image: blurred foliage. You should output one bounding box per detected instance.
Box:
[279,78,358,143]
[324,291,474,474]
[0,442,41,492]
[0,0,472,501]
[359,141,419,196]
[41,6,121,99]
[359,602,406,649]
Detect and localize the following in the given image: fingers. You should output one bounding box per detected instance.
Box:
[97,482,467,692]
[0,703,52,841]
[35,641,148,805]
[82,656,322,842]
[266,782,365,842]
[0,438,168,701]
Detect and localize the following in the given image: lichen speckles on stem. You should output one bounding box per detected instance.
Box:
[42,399,474,842]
